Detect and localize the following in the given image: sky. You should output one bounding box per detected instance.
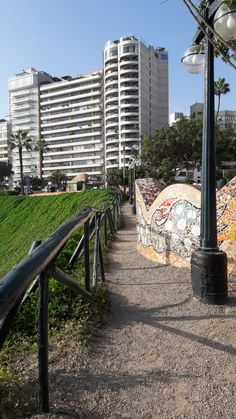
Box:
[0,0,235,119]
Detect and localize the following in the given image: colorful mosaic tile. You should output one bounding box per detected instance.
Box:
[136,177,236,274]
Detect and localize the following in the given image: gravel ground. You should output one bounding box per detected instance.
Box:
[26,202,236,418]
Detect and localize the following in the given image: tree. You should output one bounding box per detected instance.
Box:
[48,170,67,190]
[106,168,124,187]
[141,117,236,182]
[214,77,230,121]
[9,130,32,195]
[34,138,50,180]
[141,118,203,182]
[215,125,236,168]
[0,162,13,182]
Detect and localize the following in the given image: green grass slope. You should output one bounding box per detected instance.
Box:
[0,190,114,277]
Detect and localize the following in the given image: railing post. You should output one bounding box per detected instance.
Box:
[84,219,90,291]
[107,208,115,236]
[69,215,95,268]
[113,202,117,231]
[104,212,108,247]
[99,239,105,282]
[117,196,121,217]
[38,270,49,413]
[93,212,100,287]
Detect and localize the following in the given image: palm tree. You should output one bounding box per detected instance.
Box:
[10,130,32,195]
[34,138,50,180]
[214,77,230,122]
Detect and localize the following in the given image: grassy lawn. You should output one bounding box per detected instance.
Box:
[0,190,114,278]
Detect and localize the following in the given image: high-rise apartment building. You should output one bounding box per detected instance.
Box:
[0,119,10,163]
[7,36,169,181]
[40,71,104,179]
[103,36,168,170]
[8,68,54,181]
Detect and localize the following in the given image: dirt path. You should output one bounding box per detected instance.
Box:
[32,202,236,418]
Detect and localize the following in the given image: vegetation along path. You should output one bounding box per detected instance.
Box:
[33,202,235,418]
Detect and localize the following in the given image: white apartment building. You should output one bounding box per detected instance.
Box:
[0,119,10,163]
[40,71,104,179]
[103,36,168,170]
[169,112,185,125]
[8,68,53,181]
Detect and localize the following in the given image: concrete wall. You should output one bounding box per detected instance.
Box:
[136,177,236,276]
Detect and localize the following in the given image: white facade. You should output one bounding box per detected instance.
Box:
[8,68,53,180]
[104,36,168,170]
[217,110,236,131]
[169,112,185,125]
[0,119,10,163]
[40,71,104,179]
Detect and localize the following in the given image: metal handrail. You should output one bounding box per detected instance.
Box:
[0,193,121,414]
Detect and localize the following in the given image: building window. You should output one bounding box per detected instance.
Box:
[122,44,137,54]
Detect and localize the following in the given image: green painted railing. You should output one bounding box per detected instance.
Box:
[0,194,121,413]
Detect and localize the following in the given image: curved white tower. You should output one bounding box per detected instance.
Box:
[104,36,168,172]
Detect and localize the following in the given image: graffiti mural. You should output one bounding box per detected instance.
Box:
[136,177,236,274]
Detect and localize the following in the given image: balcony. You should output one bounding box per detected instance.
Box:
[105,108,118,117]
[120,91,139,99]
[41,91,101,107]
[120,126,139,134]
[119,54,138,62]
[119,65,139,72]
[120,108,139,116]
[120,72,139,80]
[106,155,119,162]
[104,62,118,72]
[105,80,118,89]
[105,96,118,106]
[105,71,118,81]
[41,115,101,128]
[120,97,139,103]
[105,87,118,96]
[12,97,36,104]
[120,82,138,90]
[106,122,119,131]
[106,144,119,151]
[40,82,101,99]
[121,117,139,123]
[104,55,118,65]
[106,137,119,144]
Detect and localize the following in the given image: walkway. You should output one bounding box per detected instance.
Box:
[41,203,236,418]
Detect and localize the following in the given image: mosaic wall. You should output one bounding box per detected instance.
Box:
[136,177,236,275]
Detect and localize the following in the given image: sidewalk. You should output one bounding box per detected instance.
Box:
[44,202,236,418]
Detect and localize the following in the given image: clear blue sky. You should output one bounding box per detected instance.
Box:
[1,0,235,118]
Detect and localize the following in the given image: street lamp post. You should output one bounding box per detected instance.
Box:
[123,145,126,196]
[132,160,136,214]
[130,144,139,215]
[182,0,236,304]
[129,162,133,205]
